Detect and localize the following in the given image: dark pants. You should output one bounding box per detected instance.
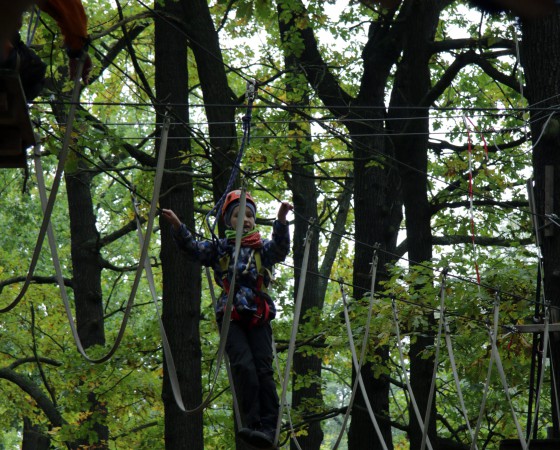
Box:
[224,320,279,432]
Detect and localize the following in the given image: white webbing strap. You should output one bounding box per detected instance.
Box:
[488,297,528,449]
[526,303,550,447]
[332,248,379,450]
[271,335,303,450]
[36,114,167,363]
[471,295,500,450]
[205,266,243,429]
[0,56,85,314]
[443,315,477,449]
[274,222,313,447]
[133,194,185,412]
[339,265,389,450]
[391,299,434,450]
[420,272,447,450]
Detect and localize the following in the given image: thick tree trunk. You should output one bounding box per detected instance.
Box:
[520,9,560,438]
[276,1,405,448]
[155,1,203,449]
[286,98,323,449]
[388,2,444,448]
[65,165,109,448]
[180,0,238,208]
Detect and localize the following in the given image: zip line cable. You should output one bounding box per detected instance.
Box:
[30,117,551,322]
[5,6,557,442]
[7,0,550,350]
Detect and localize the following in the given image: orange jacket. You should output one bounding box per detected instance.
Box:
[38,0,88,52]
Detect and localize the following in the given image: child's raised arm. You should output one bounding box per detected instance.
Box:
[277,201,293,224]
[161,209,182,231]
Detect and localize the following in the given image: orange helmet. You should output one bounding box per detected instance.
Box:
[222,190,257,224]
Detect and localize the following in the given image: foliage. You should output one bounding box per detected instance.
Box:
[0,0,554,448]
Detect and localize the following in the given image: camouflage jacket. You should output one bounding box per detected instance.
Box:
[172,221,290,321]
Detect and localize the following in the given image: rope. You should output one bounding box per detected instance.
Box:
[274,222,313,447]
[205,81,257,244]
[0,53,86,314]
[25,6,41,47]
[132,193,185,412]
[462,117,488,289]
[332,248,379,450]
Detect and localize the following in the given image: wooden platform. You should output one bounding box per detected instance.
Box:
[0,69,36,168]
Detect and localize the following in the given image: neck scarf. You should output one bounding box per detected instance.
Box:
[225,229,263,249]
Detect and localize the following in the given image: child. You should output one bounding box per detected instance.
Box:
[162,190,293,449]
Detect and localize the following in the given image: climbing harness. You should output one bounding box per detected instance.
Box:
[0,52,86,313]
[218,247,272,327]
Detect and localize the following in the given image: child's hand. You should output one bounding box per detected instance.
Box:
[161,209,182,231]
[277,201,293,224]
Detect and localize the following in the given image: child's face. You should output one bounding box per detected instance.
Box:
[229,205,256,233]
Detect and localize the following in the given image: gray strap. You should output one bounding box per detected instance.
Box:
[470,295,500,450]
[391,299,433,450]
[133,195,185,412]
[332,248,379,450]
[488,299,528,449]
[274,222,313,447]
[443,316,477,448]
[0,55,85,314]
[36,114,168,363]
[526,304,550,447]
[420,273,447,450]
[340,269,389,450]
[205,266,243,429]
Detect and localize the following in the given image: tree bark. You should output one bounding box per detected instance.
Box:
[155,1,203,449]
[520,9,560,438]
[388,1,446,448]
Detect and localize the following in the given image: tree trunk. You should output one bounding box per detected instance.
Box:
[388,1,445,448]
[180,0,238,209]
[155,1,203,449]
[22,417,51,450]
[285,89,324,450]
[65,161,109,448]
[520,9,560,438]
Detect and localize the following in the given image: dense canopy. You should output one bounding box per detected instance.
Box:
[1,1,559,449]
